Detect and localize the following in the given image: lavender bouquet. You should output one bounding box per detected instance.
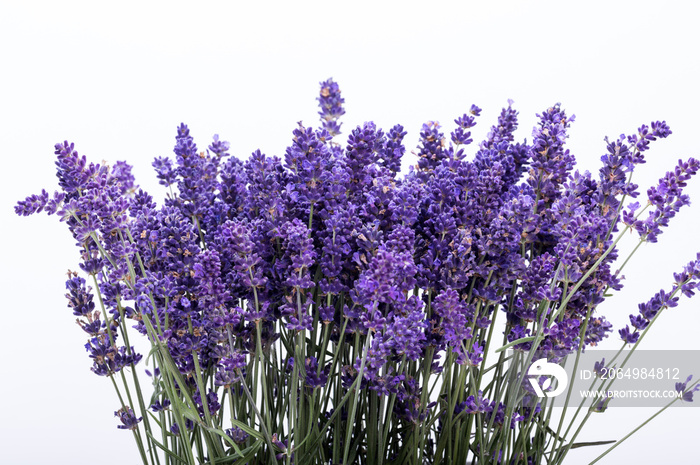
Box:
[16,79,700,464]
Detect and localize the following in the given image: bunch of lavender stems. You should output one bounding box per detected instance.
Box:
[16,79,700,465]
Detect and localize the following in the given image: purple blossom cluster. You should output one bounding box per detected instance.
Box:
[16,78,700,463]
[115,406,143,431]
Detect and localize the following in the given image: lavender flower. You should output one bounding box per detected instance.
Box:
[629,158,700,243]
[115,407,142,430]
[618,325,640,345]
[317,78,345,137]
[675,375,700,402]
[16,80,700,465]
[65,275,95,317]
[225,426,249,445]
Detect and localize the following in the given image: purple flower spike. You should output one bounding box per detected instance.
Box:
[482,101,517,148]
[226,426,249,445]
[15,189,49,216]
[115,407,142,430]
[593,358,606,377]
[618,325,640,345]
[451,105,481,146]
[317,78,345,137]
[633,158,700,243]
[675,375,700,402]
[65,275,95,317]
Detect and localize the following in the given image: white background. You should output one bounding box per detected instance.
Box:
[1,1,699,464]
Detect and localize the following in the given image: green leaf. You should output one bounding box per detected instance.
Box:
[212,440,263,464]
[146,411,163,428]
[569,440,616,449]
[495,336,537,353]
[199,425,247,458]
[146,431,190,465]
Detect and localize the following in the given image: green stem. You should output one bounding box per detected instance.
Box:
[110,374,150,465]
[588,396,680,465]
[255,320,273,437]
[343,334,372,465]
[235,368,276,463]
